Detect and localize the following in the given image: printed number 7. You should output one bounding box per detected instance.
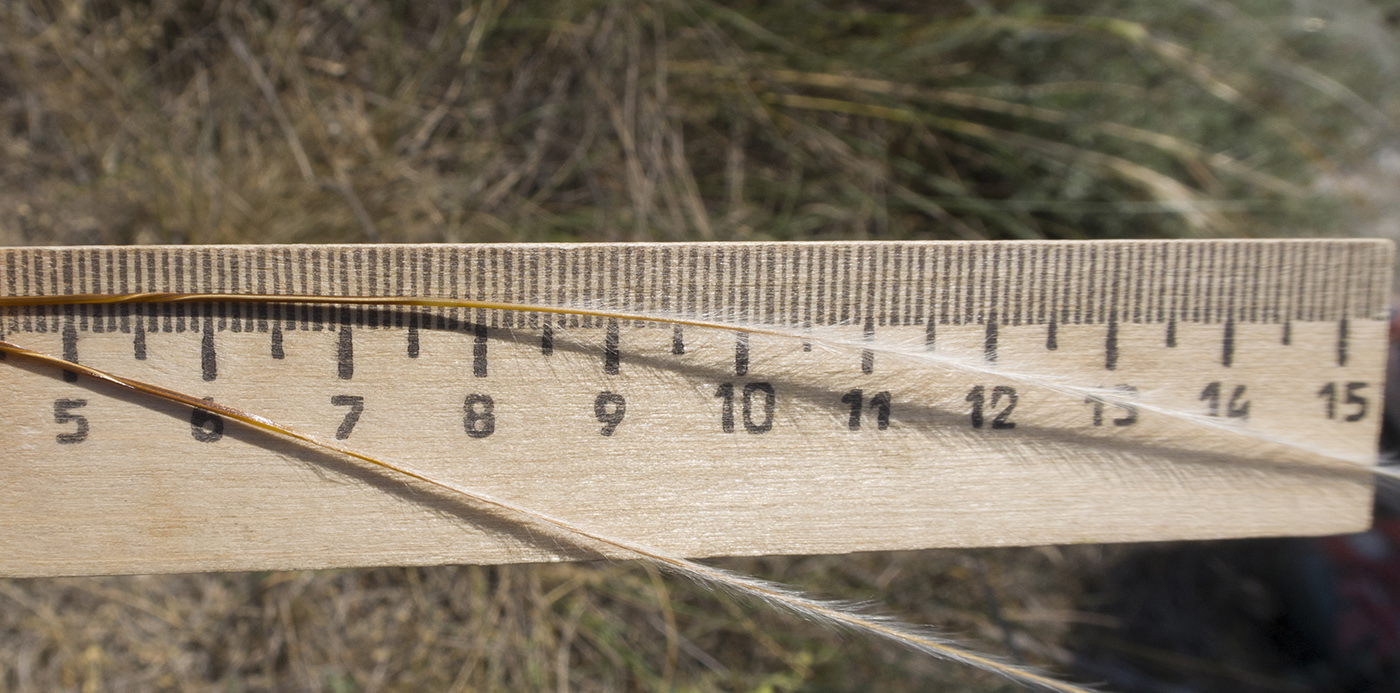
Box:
[331,395,364,440]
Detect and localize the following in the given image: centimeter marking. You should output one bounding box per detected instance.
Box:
[1,241,1389,378]
[0,239,1392,577]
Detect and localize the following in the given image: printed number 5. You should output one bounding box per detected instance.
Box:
[53,399,89,444]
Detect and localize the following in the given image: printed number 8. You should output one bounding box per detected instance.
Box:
[463,394,496,438]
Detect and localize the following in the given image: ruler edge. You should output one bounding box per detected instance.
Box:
[0,239,1391,575]
[5,237,1397,253]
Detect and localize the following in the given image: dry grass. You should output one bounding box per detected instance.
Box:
[1,0,1398,690]
[0,551,1103,691]
[4,0,1395,248]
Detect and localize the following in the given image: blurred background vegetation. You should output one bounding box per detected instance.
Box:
[2,0,1399,691]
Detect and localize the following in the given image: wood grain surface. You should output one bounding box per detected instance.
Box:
[0,240,1390,577]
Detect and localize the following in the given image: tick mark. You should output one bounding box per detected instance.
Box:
[337,324,353,380]
[271,324,285,359]
[604,320,620,375]
[1337,317,1348,366]
[201,319,217,381]
[671,325,685,355]
[133,321,147,361]
[1046,316,1058,351]
[983,311,998,363]
[541,323,554,356]
[473,323,488,378]
[62,322,77,382]
[1105,315,1118,371]
[1221,318,1235,368]
[735,332,750,376]
[862,317,875,374]
[407,319,420,358]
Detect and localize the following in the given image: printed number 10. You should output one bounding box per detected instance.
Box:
[715,383,775,434]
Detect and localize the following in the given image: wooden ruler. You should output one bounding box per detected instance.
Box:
[0,240,1390,577]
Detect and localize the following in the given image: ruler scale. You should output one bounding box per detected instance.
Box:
[0,240,1391,578]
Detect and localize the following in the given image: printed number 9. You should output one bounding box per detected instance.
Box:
[595,392,626,436]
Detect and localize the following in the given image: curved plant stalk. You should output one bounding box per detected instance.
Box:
[761,92,1225,232]
[0,289,1381,690]
[0,291,1377,467]
[0,327,1099,693]
[824,12,1342,169]
[677,61,1304,197]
